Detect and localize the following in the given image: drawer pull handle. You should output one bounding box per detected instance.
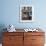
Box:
[32,39,36,40]
[9,38,12,40]
[9,38,13,40]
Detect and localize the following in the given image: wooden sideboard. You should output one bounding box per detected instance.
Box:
[2,32,45,46]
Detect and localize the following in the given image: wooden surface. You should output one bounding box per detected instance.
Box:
[24,32,45,46]
[2,31,45,46]
[3,32,24,46]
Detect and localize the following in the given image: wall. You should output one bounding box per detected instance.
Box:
[0,0,46,29]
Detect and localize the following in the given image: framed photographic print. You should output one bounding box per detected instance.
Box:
[20,5,34,22]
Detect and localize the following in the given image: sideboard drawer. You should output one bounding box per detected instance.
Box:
[24,32,44,36]
[32,36,45,44]
[3,32,23,36]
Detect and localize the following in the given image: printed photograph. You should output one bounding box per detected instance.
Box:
[22,7,32,20]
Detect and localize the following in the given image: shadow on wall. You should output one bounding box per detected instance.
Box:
[0,24,7,43]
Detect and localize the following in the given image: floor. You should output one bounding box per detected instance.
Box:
[0,44,2,46]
